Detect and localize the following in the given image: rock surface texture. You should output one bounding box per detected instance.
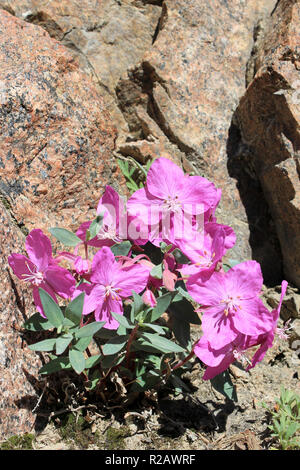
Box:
[0,8,123,437]
[0,9,121,235]
[0,205,40,439]
[1,0,300,439]
[236,0,300,288]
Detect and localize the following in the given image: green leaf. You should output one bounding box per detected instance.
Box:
[49,227,82,247]
[86,369,101,390]
[172,248,190,264]
[148,291,177,322]
[102,335,129,355]
[75,321,105,338]
[132,291,144,316]
[94,328,116,340]
[130,370,160,392]
[39,356,71,375]
[110,312,134,329]
[73,336,92,352]
[110,241,132,256]
[69,349,86,374]
[170,374,191,393]
[138,332,185,354]
[86,214,104,241]
[101,354,125,369]
[141,323,166,335]
[85,354,102,369]
[23,313,54,331]
[56,334,73,355]
[170,314,191,349]
[223,258,240,272]
[169,298,201,325]
[65,293,85,325]
[28,338,57,352]
[210,370,238,402]
[150,263,163,279]
[39,288,64,328]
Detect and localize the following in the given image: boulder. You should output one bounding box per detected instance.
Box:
[236,0,300,288]
[0,203,40,439]
[0,9,123,235]
[0,9,124,438]
[0,0,163,137]
[114,0,278,268]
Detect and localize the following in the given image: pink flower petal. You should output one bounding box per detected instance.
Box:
[25,229,53,272]
[44,265,76,299]
[95,296,123,330]
[115,263,150,298]
[8,253,35,280]
[146,157,185,200]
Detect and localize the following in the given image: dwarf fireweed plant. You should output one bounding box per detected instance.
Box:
[8,158,289,401]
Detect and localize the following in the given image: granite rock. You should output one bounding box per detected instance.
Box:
[0,9,122,236]
[236,0,300,288]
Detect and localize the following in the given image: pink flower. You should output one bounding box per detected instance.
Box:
[194,333,253,380]
[8,229,76,317]
[187,260,274,349]
[74,246,150,329]
[177,226,226,278]
[142,289,157,307]
[246,280,288,370]
[76,186,125,247]
[194,281,288,379]
[127,158,218,245]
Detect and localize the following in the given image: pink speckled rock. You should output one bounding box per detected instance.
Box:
[0,204,41,439]
[0,9,124,236]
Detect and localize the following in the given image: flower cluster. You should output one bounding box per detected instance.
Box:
[8,157,289,396]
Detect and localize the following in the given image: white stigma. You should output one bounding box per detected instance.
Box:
[105,285,121,301]
[162,195,182,213]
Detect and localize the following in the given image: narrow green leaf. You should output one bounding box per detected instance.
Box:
[55,334,73,355]
[86,213,104,241]
[102,335,129,355]
[65,293,85,325]
[141,323,166,335]
[210,370,238,402]
[75,321,105,338]
[23,312,54,331]
[148,291,177,322]
[28,338,57,352]
[85,354,102,369]
[39,288,64,328]
[39,356,71,375]
[132,291,144,316]
[170,314,191,349]
[110,312,134,329]
[69,349,86,374]
[110,241,132,256]
[101,354,125,369]
[169,298,201,325]
[49,227,82,247]
[138,332,185,354]
[150,263,163,279]
[172,248,190,264]
[73,335,92,352]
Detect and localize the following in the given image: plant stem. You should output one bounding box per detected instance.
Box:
[125,324,139,369]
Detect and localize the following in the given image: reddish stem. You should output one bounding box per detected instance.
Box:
[125,324,139,369]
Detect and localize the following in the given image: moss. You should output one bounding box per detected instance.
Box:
[57,412,99,450]
[106,426,130,450]
[0,433,34,450]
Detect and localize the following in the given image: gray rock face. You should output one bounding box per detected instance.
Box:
[236,0,300,288]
